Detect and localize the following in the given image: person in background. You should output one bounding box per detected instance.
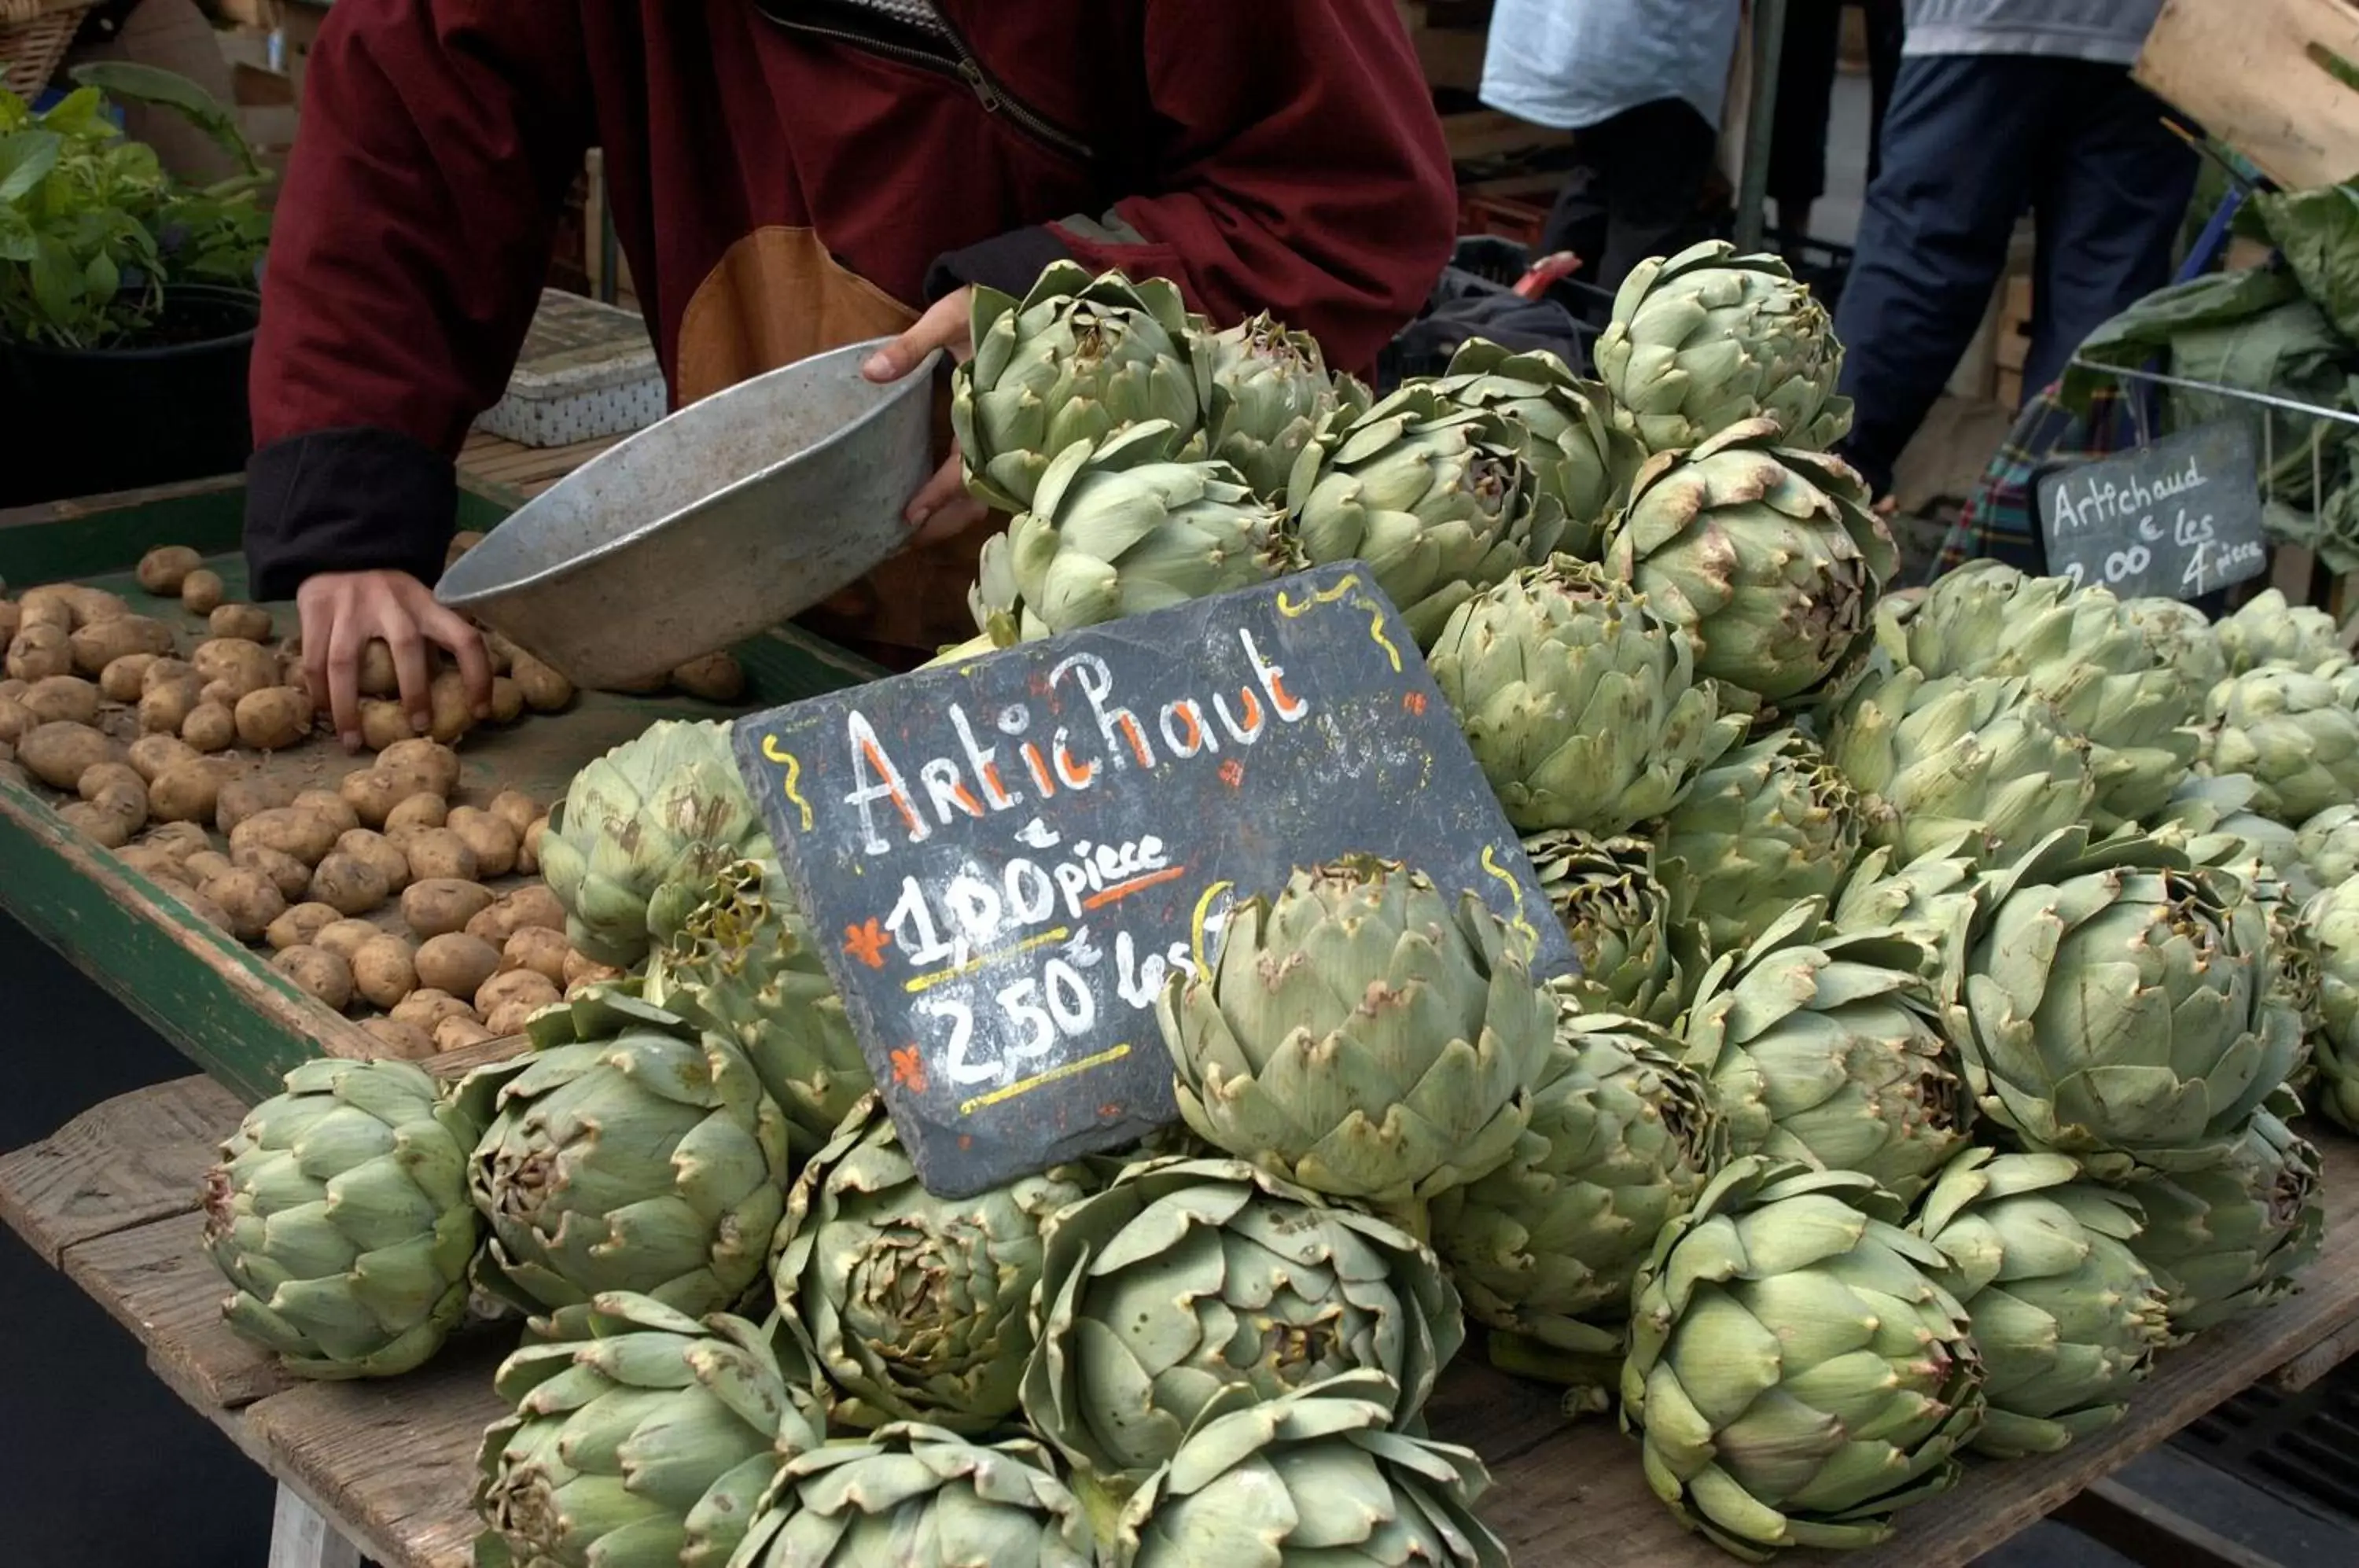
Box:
[1479,0,1744,291]
[1831,0,2193,502]
[1768,0,1902,243]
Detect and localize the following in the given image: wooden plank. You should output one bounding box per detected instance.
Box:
[2135,0,2359,193]
[1442,110,1574,162]
[0,1076,247,1264]
[2052,1477,2284,1568]
[64,1210,290,1412]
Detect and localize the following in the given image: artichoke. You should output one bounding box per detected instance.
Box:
[1654,728,1863,959]
[970,421,1293,642]
[2122,596,2227,696]
[1879,564,2202,826]
[464,991,790,1317]
[1947,828,2302,1180]
[2297,803,2359,900]
[2308,877,2359,1133]
[1431,337,1643,557]
[954,261,1199,513]
[2213,587,2344,676]
[1621,1158,1984,1559]
[539,720,776,968]
[1429,1013,1724,1375]
[200,1058,481,1379]
[1192,311,1361,502]
[1824,662,2097,869]
[1428,557,1746,837]
[774,1096,1091,1435]
[1113,1370,1504,1568]
[1826,835,1981,975]
[1912,1150,2169,1458]
[2116,1101,2324,1334]
[1680,902,1971,1203]
[642,861,871,1154]
[1593,240,1852,455]
[1603,418,1895,703]
[2202,664,2359,826]
[1157,855,1556,1205]
[1522,830,1689,1025]
[474,1292,824,1568]
[1286,382,1567,646]
[1021,1157,1463,1500]
[731,1423,1093,1568]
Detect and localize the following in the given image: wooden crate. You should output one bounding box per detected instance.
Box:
[1396,0,1490,92]
[2136,0,2359,192]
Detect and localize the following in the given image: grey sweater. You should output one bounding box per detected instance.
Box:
[1904,0,2162,64]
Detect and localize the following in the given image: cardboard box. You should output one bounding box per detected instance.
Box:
[2136,0,2359,192]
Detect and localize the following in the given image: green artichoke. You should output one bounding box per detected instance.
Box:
[1113,1370,1504,1568]
[731,1423,1093,1568]
[1522,829,1689,1025]
[1286,383,1567,646]
[1021,1156,1463,1500]
[1432,337,1643,557]
[2116,1101,2324,1334]
[1428,557,1746,836]
[539,720,776,968]
[2297,803,2359,900]
[1429,1013,1723,1375]
[1824,663,2097,869]
[2202,664,2359,826]
[201,1058,481,1379]
[970,421,1293,642]
[1826,835,1981,976]
[2213,587,2344,676]
[643,861,871,1154]
[2122,596,2228,696]
[465,991,790,1317]
[1621,1158,1984,1559]
[1603,418,1895,703]
[1947,828,2303,1180]
[1157,855,1555,1205]
[1878,564,2202,826]
[2307,878,2359,1132]
[954,261,1200,513]
[1654,728,1863,959]
[1593,241,1852,455]
[1912,1150,2169,1459]
[1192,311,1361,502]
[1681,902,1971,1203]
[774,1095,1090,1435]
[474,1292,824,1568]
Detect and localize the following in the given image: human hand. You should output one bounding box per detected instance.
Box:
[296,569,493,750]
[863,286,987,543]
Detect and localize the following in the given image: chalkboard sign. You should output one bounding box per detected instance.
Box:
[2036,421,2268,602]
[734,565,1571,1198]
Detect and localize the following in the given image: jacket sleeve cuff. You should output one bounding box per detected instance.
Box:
[245,427,457,601]
[923,226,1076,302]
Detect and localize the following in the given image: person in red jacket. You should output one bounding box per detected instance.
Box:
[248,0,1459,749]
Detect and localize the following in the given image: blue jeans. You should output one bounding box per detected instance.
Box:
[1831,53,2198,497]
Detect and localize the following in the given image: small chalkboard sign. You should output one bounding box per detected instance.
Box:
[2036,421,2269,602]
[733,564,1571,1198]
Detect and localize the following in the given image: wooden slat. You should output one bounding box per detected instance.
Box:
[0,1075,247,1264]
[1441,109,1574,162]
[2136,0,2359,194]
[64,1210,289,1412]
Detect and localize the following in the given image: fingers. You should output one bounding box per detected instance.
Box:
[418,599,495,718]
[385,613,436,735]
[863,287,973,381]
[322,592,370,750]
[905,453,970,528]
[915,495,988,545]
[296,580,337,720]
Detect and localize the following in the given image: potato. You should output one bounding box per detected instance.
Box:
[215,775,292,835]
[487,790,542,840]
[384,793,451,839]
[267,902,344,952]
[517,816,546,875]
[509,650,575,712]
[181,701,236,753]
[208,604,274,642]
[391,988,477,1032]
[334,828,410,894]
[403,827,479,884]
[52,585,127,626]
[504,884,567,935]
[136,820,212,863]
[176,887,236,935]
[340,767,421,829]
[79,762,148,814]
[230,806,343,867]
[7,623,73,681]
[138,678,203,735]
[480,974,563,1036]
[100,653,159,703]
[351,935,419,1010]
[20,675,99,727]
[179,569,226,614]
[19,721,122,790]
[192,638,278,700]
[137,546,203,595]
[500,925,571,985]
[292,790,360,837]
[0,599,17,646]
[314,918,384,962]
[357,640,400,698]
[235,844,313,903]
[69,615,174,676]
[378,738,461,796]
[234,686,315,751]
[17,592,72,633]
[483,632,517,676]
[273,945,355,1011]
[671,651,747,703]
[183,849,234,885]
[415,932,502,999]
[363,1018,439,1060]
[201,867,289,943]
[117,843,187,883]
[446,806,519,877]
[435,1016,497,1053]
[424,670,475,745]
[59,801,138,848]
[351,699,412,753]
[0,675,21,700]
[0,698,31,748]
[447,530,486,568]
[488,676,525,725]
[310,851,392,917]
[141,657,196,694]
[127,733,198,782]
[402,878,496,940]
[148,758,226,824]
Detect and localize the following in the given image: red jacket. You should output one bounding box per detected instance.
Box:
[244,0,1458,605]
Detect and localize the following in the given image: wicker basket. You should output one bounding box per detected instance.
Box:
[1,0,97,100]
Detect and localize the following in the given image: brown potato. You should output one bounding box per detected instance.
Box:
[309,852,392,917]
[483,631,518,675]
[0,675,21,700]
[19,721,122,790]
[68,615,174,676]
[339,767,425,829]
[100,653,158,702]
[435,1016,497,1053]
[402,878,496,940]
[358,640,399,698]
[127,734,198,782]
[272,945,355,1011]
[234,686,314,751]
[446,530,486,568]
[230,806,343,867]
[58,801,138,848]
[487,790,542,840]
[207,603,274,642]
[176,888,236,935]
[509,651,575,713]
[20,675,99,727]
[192,639,278,701]
[201,867,289,943]
[356,699,414,753]
[384,793,450,840]
[0,600,17,646]
[517,816,546,875]
[446,806,519,878]
[178,569,225,614]
[290,790,359,837]
[141,657,196,694]
[63,586,128,625]
[215,775,292,836]
[17,592,73,632]
[138,677,204,736]
[488,676,525,725]
[503,884,567,935]
[421,669,474,745]
[181,701,236,753]
[136,546,203,595]
[79,762,148,820]
[116,843,186,883]
[235,844,314,903]
[334,828,410,894]
[478,963,561,1011]
[403,827,478,884]
[500,925,571,985]
[416,933,501,999]
[363,1018,439,1060]
[351,935,419,1010]
[135,821,212,864]
[378,738,461,796]
[7,623,73,681]
[314,918,384,962]
[390,988,477,1032]
[266,902,344,952]
[670,651,747,703]
[148,759,226,824]
[0,698,32,749]
[182,849,234,885]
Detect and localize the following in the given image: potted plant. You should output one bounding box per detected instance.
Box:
[0,62,273,508]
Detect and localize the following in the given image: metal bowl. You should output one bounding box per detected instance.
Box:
[436,337,938,688]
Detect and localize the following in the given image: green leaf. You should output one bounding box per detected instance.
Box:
[2250,184,2359,344]
[0,129,61,204]
[68,62,259,178]
[83,249,119,304]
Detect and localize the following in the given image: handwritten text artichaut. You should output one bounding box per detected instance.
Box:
[836,628,1311,855]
